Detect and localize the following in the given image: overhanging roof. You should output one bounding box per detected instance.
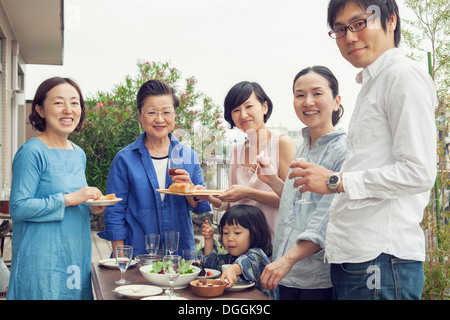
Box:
[1,0,64,65]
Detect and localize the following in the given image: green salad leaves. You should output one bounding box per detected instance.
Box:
[149,259,196,275]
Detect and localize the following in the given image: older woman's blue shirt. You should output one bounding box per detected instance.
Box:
[98,133,211,256]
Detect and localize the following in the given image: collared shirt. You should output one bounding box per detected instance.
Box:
[98,133,211,257]
[325,48,437,264]
[273,128,347,289]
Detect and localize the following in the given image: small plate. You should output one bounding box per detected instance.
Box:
[113,285,163,299]
[98,258,137,269]
[199,268,221,279]
[226,282,255,291]
[157,189,222,196]
[86,198,122,206]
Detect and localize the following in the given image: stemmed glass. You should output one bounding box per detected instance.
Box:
[163,255,181,298]
[164,231,179,255]
[145,234,160,255]
[292,157,313,205]
[115,245,133,284]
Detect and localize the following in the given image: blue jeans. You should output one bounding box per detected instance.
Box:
[330,253,424,300]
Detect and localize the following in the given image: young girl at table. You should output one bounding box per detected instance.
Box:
[198,204,276,299]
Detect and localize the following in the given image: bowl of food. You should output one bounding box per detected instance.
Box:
[139,261,200,289]
[190,279,226,297]
[135,254,163,267]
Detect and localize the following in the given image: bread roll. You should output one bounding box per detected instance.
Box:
[169,183,195,194]
[97,193,116,201]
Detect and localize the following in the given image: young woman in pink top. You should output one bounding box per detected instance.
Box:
[197,81,295,240]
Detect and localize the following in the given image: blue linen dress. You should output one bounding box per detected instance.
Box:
[7,138,93,300]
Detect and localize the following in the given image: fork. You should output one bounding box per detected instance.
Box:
[249,150,265,184]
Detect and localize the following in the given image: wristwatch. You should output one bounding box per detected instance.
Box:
[327,173,341,193]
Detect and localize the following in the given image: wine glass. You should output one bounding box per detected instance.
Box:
[145,234,160,255]
[115,245,133,284]
[168,158,183,178]
[163,255,181,298]
[164,231,179,255]
[292,157,313,205]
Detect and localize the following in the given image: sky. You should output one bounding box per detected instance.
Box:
[25,0,419,132]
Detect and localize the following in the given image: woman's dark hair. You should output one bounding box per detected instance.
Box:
[327,0,401,47]
[223,81,273,129]
[218,204,272,257]
[136,79,179,112]
[29,77,86,133]
[293,65,344,127]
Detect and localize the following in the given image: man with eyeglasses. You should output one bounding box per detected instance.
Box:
[289,0,436,300]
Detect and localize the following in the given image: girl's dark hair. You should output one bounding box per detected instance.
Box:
[136,79,180,112]
[218,204,272,257]
[327,0,401,47]
[293,65,344,127]
[29,77,86,133]
[223,81,273,129]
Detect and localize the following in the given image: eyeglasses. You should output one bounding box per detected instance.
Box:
[141,109,175,118]
[328,18,368,39]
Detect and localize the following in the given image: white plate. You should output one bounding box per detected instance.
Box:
[98,258,137,269]
[141,295,188,300]
[113,285,163,299]
[200,268,221,279]
[226,282,255,291]
[86,198,122,206]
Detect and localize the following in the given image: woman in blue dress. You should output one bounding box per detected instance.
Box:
[98,80,210,257]
[7,77,105,300]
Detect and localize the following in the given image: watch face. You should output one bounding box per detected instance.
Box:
[329,175,339,184]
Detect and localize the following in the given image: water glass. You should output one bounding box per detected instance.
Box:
[115,245,133,284]
[145,234,160,255]
[292,157,313,205]
[164,231,179,255]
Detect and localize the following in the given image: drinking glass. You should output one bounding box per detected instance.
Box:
[168,158,183,178]
[115,245,133,284]
[292,157,313,205]
[164,231,179,255]
[145,234,160,255]
[163,255,181,298]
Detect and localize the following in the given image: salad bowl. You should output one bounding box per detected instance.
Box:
[139,263,201,289]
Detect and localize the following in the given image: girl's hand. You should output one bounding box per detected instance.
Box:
[220,264,241,288]
[201,220,214,240]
